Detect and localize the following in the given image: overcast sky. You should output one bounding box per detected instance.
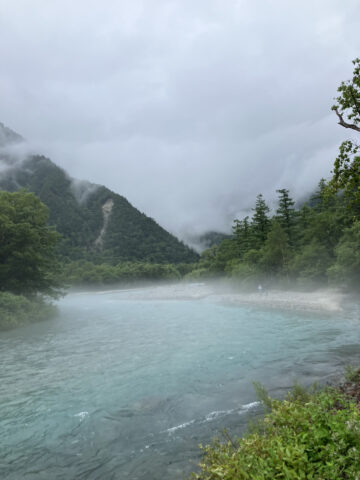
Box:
[1,0,359,241]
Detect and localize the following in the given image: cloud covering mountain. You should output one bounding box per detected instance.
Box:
[0,0,359,241]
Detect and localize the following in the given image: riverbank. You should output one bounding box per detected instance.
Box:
[216,288,346,313]
[90,282,347,314]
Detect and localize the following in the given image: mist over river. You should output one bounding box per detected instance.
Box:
[1,283,360,480]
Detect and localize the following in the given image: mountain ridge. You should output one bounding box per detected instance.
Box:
[0,122,198,264]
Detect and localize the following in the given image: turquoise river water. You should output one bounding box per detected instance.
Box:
[1,284,359,479]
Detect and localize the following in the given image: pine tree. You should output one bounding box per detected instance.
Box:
[232,215,251,257]
[252,194,270,248]
[260,221,290,278]
[276,188,296,243]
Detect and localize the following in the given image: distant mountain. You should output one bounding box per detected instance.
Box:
[0,123,198,264]
[199,231,232,249]
[186,230,232,252]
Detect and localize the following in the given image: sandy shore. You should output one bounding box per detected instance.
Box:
[96,282,347,314]
[214,288,346,313]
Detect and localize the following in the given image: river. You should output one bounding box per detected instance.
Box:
[1,284,359,479]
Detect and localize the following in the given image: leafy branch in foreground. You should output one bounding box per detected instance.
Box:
[332,58,360,133]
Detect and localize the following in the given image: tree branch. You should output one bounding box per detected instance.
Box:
[334,108,360,133]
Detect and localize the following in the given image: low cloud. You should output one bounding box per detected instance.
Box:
[0,0,359,241]
[70,178,99,205]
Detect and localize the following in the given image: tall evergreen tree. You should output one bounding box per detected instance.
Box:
[261,221,290,278]
[252,194,270,248]
[310,179,328,212]
[232,216,251,257]
[276,189,296,244]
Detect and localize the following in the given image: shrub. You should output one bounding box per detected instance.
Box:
[191,387,360,480]
[0,292,56,330]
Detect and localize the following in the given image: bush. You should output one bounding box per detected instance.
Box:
[184,267,215,280]
[191,387,360,480]
[0,292,56,330]
[289,240,332,284]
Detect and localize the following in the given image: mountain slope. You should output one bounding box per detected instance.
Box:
[0,124,198,264]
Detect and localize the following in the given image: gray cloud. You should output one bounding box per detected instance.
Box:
[0,0,359,242]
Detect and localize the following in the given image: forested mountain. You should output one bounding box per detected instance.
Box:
[0,124,198,264]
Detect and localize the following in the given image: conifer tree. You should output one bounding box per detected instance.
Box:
[261,221,290,277]
[276,189,296,244]
[251,194,270,248]
[232,216,251,257]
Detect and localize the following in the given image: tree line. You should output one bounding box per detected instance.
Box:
[189,183,359,288]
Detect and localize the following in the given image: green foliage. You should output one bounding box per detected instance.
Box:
[0,190,61,297]
[232,216,251,258]
[253,382,273,410]
[344,365,360,383]
[289,240,332,284]
[191,388,360,480]
[327,221,360,287]
[276,189,296,244]
[226,260,260,287]
[211,239,238,272]
[184,267,214,280]
[187,178,359,288]
[61,260,182,286]
[285,381,313,404]
[329,141,360,215]
[252,194,271,248]
[0,292,56,330]
[260,221,290,277]
[332,58,360,129]
[330,58,360,216]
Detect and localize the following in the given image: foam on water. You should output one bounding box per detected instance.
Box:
[73,411,89,420]
[165,419,196,433]
[165,401,261,433]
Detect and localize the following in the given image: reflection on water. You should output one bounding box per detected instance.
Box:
[1,284,359,479]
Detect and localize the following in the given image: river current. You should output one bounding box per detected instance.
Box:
[1,284,359,479]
